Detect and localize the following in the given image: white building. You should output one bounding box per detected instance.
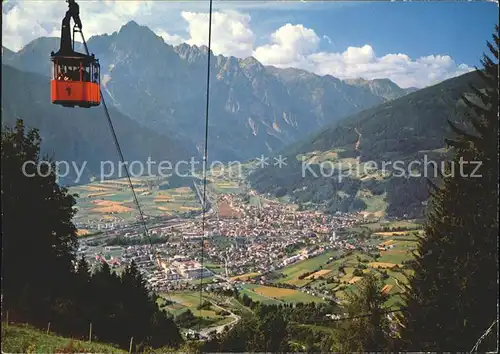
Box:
[171,260,212,279]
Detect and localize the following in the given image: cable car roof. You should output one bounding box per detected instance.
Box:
[50,52,98,65]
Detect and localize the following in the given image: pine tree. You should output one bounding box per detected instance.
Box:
[120,260,150,347]
[218,316,260,352]
[1,119,78,325]
[334,273,391,352]
[399,26,498,351]
[76,256,91,278]
[256,308,289,352]
[88,262,123,344]
[1,119,183,349]
[120,260,182,350]
[71,256,92,335]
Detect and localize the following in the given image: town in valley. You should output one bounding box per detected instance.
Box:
[72,174,422,336]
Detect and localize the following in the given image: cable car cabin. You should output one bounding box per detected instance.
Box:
[50,54,100,108]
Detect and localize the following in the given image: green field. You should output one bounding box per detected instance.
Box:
[378,251,411,265]
[249,195,264,208]
[1,324,125,353]
[204,262,224,274]
[216,297,254,316]
[276,251,340,287]
[240,284,325,304]
[356,189,388,214]
[159,291,233,329]
[239,286,282,305]
[358,220,423,231]
[186,276,216,286]
[210,182,243,194]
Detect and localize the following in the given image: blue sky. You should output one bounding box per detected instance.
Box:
[252,1,497,66]
[2,0,498,87]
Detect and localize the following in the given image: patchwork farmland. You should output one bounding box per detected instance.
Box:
[265,230,419,306]
[215,230,417,308]
[70,177,202,227]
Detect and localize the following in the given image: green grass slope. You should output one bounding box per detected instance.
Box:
[1,324,127,353]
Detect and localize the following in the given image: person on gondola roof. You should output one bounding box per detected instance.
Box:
[49,0,101,108]
[52,0,85,58]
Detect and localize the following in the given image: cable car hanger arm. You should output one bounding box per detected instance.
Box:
[57,0,82,56]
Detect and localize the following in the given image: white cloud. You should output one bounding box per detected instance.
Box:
[343,45,376,64]
[155,30,186,46]
[1,0,194,50]
[2,0,473,88]
[303,46,473,88]
[1,1,256,57]
[253,24,320,66]
[181,10,255,58]
[2,1,62,51]
[253,24,473,88]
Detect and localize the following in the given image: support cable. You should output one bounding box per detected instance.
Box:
[469,320,497,353]
[197,0,214,335]
[78,31,167,292]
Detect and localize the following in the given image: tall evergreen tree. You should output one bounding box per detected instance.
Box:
[121,260,182,350]
[334,274,391,352]
[255,307,289,352]
[71,256,93,335]
[1,119,78,325]
[217,317,259,352]
[89,262,123,344]
[1,119,184,350]
[399,26,498,351]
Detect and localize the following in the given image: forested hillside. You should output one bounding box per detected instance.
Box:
[249,70,484,218]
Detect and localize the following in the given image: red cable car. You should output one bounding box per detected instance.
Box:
[50,0,100,108]
[50,53,100,108]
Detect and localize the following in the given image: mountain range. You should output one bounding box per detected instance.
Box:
[248,70,483,218]
[2,20,412,162]
[1,20,480,217]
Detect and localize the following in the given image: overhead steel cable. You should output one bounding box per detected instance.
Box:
[78,30,163,271]
[197,0,214,335]
[469,319,498,353]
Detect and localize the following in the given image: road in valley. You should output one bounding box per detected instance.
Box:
[198,299,241,337]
